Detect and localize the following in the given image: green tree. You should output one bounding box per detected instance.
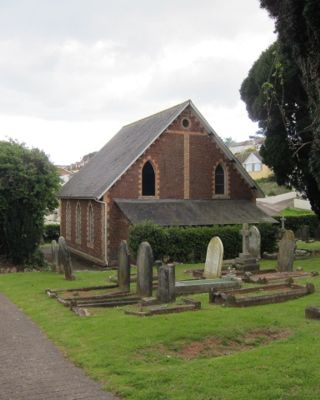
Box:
[0,141,60,267]
[240,43,320,216]
[260,0,320,188]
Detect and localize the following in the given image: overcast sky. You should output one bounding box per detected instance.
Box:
[0,0,275,165]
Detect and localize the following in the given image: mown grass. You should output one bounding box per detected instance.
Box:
[296,240,320,252]
[281,208,315,217]
[1,259,320,400]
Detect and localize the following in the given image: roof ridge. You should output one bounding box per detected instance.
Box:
[121,99,190,128]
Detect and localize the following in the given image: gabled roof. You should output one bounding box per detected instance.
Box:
[60,100,264,199]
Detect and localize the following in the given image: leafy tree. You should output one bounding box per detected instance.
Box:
[0,141,60,268]
[240,43,320,216]
[260,0,320,188]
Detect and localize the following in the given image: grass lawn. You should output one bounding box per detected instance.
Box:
[1,259,320,400]
[281,208,315,217]
[296,240,320,252]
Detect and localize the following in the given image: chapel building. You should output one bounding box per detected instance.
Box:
[59,100,272,265]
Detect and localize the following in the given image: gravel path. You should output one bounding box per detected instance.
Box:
[0,293,119,400]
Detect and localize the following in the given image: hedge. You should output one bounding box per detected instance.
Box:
[274,215,319,237]
[43,224,60,242]
[129,221,278,263]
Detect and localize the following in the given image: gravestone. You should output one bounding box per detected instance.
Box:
[51,240,59,272]
[235,223,259,272]
[248,225,261,260]
[315,224,320,241]
[277,230,296,272]
[58,236,75,281]
[136,242,154,297]
[280,216,286,231]
[157,263,176,303]
[301,225,310,242]
[118,240,130,292]
[295,228,302,240]
[203,237,224,278]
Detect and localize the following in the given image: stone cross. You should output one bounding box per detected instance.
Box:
[280,216,286,230]
[248,226,261,260]
[58,236,75,281]
[136,241,154,298]
[203,237,224,279]
[117,240,130,292]
[277,230,296,272]
[240,223,250,256]
[157,263,176,303]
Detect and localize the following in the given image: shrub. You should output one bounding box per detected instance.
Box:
[0,140,60,268]
[43,224,60,242]
[274,215,319,237]
[129,222,277,263]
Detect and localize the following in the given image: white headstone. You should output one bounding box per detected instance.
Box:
[204,237,224,278]
[248,226,261,260]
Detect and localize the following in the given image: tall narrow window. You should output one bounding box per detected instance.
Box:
[87,203,94,246]
[142,161,155,196]
[66,201,71,240]
[215,164,225,195]
[76,202,81,244]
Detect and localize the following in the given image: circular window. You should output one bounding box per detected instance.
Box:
[182,118,190,128]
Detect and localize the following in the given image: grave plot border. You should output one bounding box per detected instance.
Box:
[209,282,315,307]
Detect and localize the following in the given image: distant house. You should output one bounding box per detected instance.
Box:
[237,151,272,180]
[228,138,264,154]
[59,100,274,266]
[56,166,73,185]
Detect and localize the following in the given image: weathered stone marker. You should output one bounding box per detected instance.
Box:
[51,240,59,272]
[277,230,296,272]
[136,241,154,297]
[203,237,224,278]
[301,225,310,242]
[118,240,131,292]
[315,224,320,241]
[235,223,259,272]
[248,225,261,260]
[280,216,286,231]
[305,306,320,320]
[58,236,75,281]
[157,263,176,303]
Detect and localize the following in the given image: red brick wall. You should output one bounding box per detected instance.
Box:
[105,105,254,263]
[60,199,105,263]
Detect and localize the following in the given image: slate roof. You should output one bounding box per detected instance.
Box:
[114,199,277,226]
[60,100,264,199]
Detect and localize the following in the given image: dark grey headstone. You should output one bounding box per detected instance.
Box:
[58,236,75,281]
[157,263,176,303]
[118,240,130,292]
[51,240,59,272]
[301,225,310,242]
[315,225,320,241]
[136,242,154,297]
[277,230,295,272]
[295,228,302,240]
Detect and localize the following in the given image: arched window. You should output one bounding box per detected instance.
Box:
[215,164,225,195]
[87,203,94,246]
[76,202,81,244]
[66,201,71,240]
[142,161,155,196]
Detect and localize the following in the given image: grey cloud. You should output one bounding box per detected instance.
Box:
[0,0,275,122]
